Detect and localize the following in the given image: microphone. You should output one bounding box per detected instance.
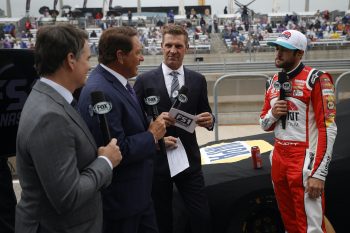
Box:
[144,88,166,156]
[278,71,288,129]
[91,91,112,145]
[171,85,189,109]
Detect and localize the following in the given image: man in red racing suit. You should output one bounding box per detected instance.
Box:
[260,30,337,233]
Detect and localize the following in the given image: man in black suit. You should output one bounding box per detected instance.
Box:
[134,24,214,233]
[78,26,172,233]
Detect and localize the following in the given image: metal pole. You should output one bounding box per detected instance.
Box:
[288,0,291,12]
[305,0,309,12]
[59,0,64,16]
[249,43,252,62]
[6,0,12,17]
[213,73,270,141]
[179,0,185,15]
[334,71,350,104]
[224,57,226,73]
[137,0,141,13]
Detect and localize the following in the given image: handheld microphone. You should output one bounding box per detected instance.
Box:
[171,85,189,109]
[144,88,166,156]
[278,71,288,129]
[91,91,112,145]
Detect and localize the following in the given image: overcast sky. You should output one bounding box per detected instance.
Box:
[1,0,349,18]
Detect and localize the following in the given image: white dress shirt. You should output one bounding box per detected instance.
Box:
[162,63,185,97]
[100,63,129,89]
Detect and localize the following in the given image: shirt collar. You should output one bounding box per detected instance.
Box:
[162,62,184,76]
[286,62,304,79]
[100,63,128,87]
[40,77,73,104]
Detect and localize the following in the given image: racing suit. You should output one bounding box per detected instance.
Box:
[259,63,337,233]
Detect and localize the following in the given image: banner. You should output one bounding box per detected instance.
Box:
[0,49,39,157]
[200,140,273,164]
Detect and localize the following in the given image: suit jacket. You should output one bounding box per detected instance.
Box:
[134,65,213,175]
[15,80,112,233]
[78,64,157,219]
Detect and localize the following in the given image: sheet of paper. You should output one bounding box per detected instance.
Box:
[166,138,189,177]
[169,108,197,133]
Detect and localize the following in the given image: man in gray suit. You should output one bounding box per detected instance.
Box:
[16,24,122,233]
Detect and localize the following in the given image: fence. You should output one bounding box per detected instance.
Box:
[212,73,271,141]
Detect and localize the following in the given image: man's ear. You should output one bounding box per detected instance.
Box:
[66,52,76,69]
[298,50,305,59]
[116,50,124,64]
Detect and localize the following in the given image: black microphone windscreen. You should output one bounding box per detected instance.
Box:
[278,72,287,100]
[145,88,158,97]
[91,91,106,105]
[171,85,189,109]
[144,88,166,155]
[277,72,287,129]
[178,85,188,95]
[90,91,112,144]
[144,88,160,107]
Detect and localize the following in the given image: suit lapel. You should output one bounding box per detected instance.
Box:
[183,67,194,90]
[34,81,97,148]
[156,66,173,108]
[181,67,196,113]
[97,65,148,127]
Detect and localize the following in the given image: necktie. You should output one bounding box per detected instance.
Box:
[126,82,139,104]
[70,99,79,112]
[170,71,180,102]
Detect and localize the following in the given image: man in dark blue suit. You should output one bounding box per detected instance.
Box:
[134,24,214,233]
[78,27,172,233]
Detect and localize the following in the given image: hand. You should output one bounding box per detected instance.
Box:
[272,100,288,119]
[164,136,178,149]
[159,112,176,127]
[98,138,122,168]
[148,115,166,141]
[305,177,325,199]
[196,112,213,128]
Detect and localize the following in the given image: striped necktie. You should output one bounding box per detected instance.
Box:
[170,71,180,102]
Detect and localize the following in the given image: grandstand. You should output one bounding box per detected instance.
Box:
[0,8,349,125]
[1,8,349,55]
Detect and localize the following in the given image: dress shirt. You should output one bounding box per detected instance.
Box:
[162,63,185,97]
[100,63,129,90]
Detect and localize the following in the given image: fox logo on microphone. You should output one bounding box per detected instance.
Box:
[177,93,188,104]
[92,101,112,115]
[144,95,160,106]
